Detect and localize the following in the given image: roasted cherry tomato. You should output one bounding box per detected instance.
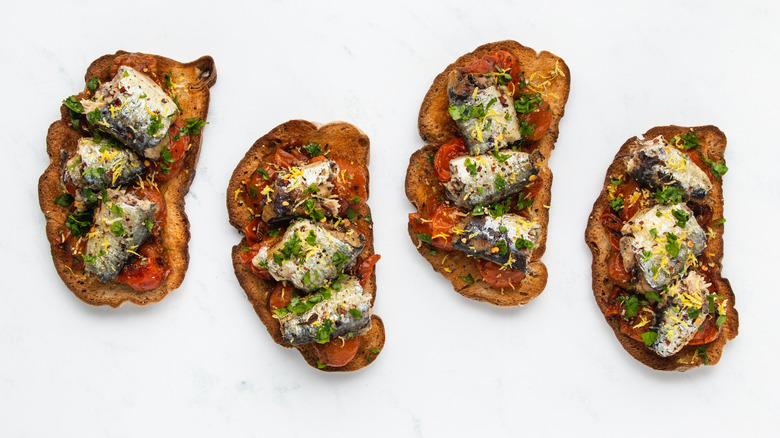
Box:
[476,259,526,288]
[273,144,307,168]
[268,283,294,311]
[409,201,460,251]
[599,211,624,234]
[689,318,721,345]
[433,138,468,182]
[111,53,160,85]
[313,336,361,368]
[117,241,169,291]
[518,99,553,142]
[355,254,381,287]
[607,251,633,290]
[461,50,523,97]
[333,158,368,211]
[128,185,166,226]
[148,122,189,182]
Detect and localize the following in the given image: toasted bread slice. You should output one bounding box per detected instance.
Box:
[407,40,570,306]
[585,125,738,370]
[227,120,384,371]
[38,52,216,307]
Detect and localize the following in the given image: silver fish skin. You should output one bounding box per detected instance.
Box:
[444,149,541,209]
[278,276,372,346]
[620,203,706,292]
[81,66,177,159]
[84,189,157,282]
[253,219,365,293]
[63,137,144,190]
[261,159,341,224]
[627,136,712,199]
[452,213,540,272]
[447,70,521,155]
[650,271,710,357]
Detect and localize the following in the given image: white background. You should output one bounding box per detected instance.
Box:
[2,0,778,436]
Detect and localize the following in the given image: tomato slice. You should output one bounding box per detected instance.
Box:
[433,138,467,182]
[518,99,553,142]
[607,251,633,289]
[117,241,169,291]
[149,123,189,182]
[613,178,642,221]
[354,254,381,287]
[409,201,460,251]
[273,145,306,168]
[476,259,526,288]
[333,158,368,211]
[313,336,361,367]
[461,50,523,97]
[268,283,293,311]
[688,318,720,345]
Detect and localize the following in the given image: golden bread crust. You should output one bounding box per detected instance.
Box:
[408,40,570,306]
[585,125,738,370]
[226,120,384,371]
[38,51,216,307]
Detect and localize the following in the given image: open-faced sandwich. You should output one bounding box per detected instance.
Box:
[585,125,738,370]
[227,120,384,371]
[406,40,570,306]
[38,51,216,307]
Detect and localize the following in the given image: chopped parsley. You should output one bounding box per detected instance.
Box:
[652,187,684,204]
[110,203,124,217]
[649,228,658,239]
[416,233,433,244]
[144,218,154,232]
[491,149,510,163]
[63,96,84,113]
[609,196,624,212]
[304,142,323,157]
[644,292,661,303]
[267,228,280,237]
[86,109,101,125]
[273,232,303,265]
[305,183,320,194]
[713,218,726,226]
[700,152,729,178]
[459,274,475,284]
[65,210,93,237]
[53,193,74,207]
[147,114,164,135]
[515,238,534,250]
[305,230,317,246]
[610,177,623,186]
[464,158,478,176]
[516,197,534,210]
[513,93,542,114]
[495,240,508,256]
[316,319,335,343]
[179,117,207,136]
[448,103,486,121]
[518,119,535,138]
[346,207,357,221]
[665,232,680,257]
[696,346,709,365]
[110,222,127,236]
[494,174,506,191]
[617,294,639,319]
[672,132,701,150]
[641,331,658,346]
[87,77,100,91]
[256,168,270,180]
[348,308,362,318]
[350,196,361,204]
[671,208,689,228]
[332,251,350,271]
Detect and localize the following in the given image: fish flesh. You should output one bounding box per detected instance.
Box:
[277,275,372,346]
[650,271,711,357]
[620,203,706,292]
[84,189,157,282]
[447,69,521,155]
[452,213,540,272]
[63,137,144,190]
[627,136,712,199]
[253,219,365,292]
[261,159,341,224]
[444,149,541,209]
[81,65,178,159]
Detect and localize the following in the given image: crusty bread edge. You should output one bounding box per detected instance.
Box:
[585,125,738,371]
[226,120,384,372]
[408,40,570,306]
[38,52,217,308]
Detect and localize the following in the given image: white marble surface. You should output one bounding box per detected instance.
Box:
[2,0,779,436]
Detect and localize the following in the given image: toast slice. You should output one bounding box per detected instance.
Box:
[407,40,570,306]
[227,120,384,371]
[38,52,216,307]
[585,125,738,370]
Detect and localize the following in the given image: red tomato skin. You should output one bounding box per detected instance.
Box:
[313,337,361,367]
[433,138,467,182]
[476,259,526,289]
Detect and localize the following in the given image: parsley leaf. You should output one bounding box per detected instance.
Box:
[416,233,433,244]
[641,331,658,346]
[609,196,624,212]
[665,232,680,257]
[671,208,689,228]
[464,158,478,176]
[513,93,542,114]
[53,193,74,207]
[515,238,534,250]
[87,77,100,91]
[459,274,475,284]
[304,142,323,157]
[652,187,684,204]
